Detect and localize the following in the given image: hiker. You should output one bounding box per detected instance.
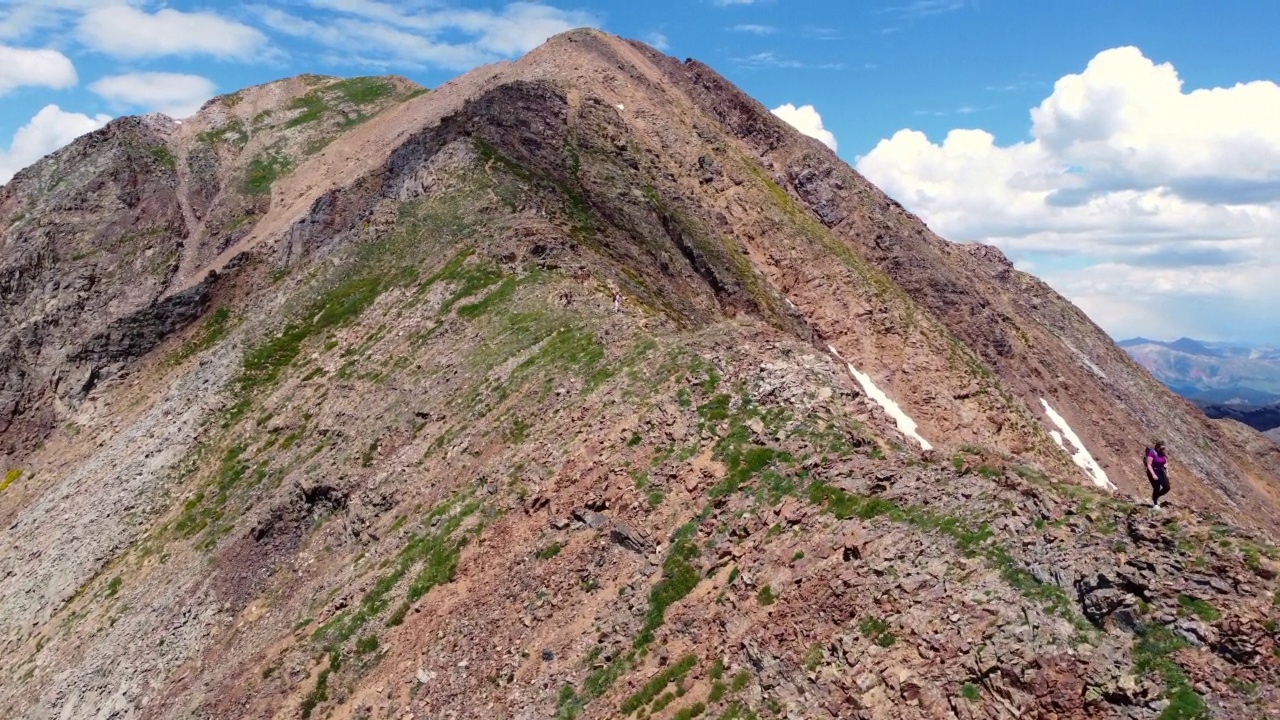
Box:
[613,291,622,313]
[1145,441,1170,509]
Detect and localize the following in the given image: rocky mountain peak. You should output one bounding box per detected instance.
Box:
[1,29,1278,720]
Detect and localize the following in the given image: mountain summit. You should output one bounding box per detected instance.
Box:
[2,29,1278,719]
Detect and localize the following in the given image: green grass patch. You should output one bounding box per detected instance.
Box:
[536,542,564,560]
[1,468,21,492]
[300,667,330,719]
[146,144,176,169]
[333,76,398,104]
[621,654,697,714]
[961,683,980,702]
[1175,595,1220,622]
[196,119,247,147]
[858,616,896,647]
[316,494,478,648]
[173,444,249,543]
[244,152,292,195]
[168,307,232,365]
[708,681,727,703]
[673,703,706,720]
[805,480,1083,627]
[287,92,329,128]
[803,644,823,672]
[756,585,776,606]
[1133,625,1208,719]
[556,683,585,720]
[636,522,702,648]
[105,576,123,598]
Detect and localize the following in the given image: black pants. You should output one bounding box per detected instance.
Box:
[1150,470,1170,504]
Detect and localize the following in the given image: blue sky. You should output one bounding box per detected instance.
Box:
[2,0,1279,344]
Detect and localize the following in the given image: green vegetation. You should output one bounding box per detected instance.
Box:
[636,522,701,648]
[354,634,379,654]
[756,585,776,606]
[168,307,232,365]
[333,77,397,105]
[196,119,247,147]
[315,493,478,650]
[858,616,896,648]
[708,681,727,703]
[172,444,250,545]
[717,703,757,720]
[1175,594,1220,622]
[287,92,329,128]
[556,683,585,720]
[646,490,665,509]
[806,480,1084,627]
[672,703,706,720]
[536,542,564,560]
[1133,625,1208,719]
[146,144,176,169]
[300,666,330,719]
[730,670,751,692]
[961,683,980,702]
[105,576,123,598]
[802,644,823,672]
[1,468,21,492]
[621,654,696,714]
[507,417,531,444]
[244,152,292,195]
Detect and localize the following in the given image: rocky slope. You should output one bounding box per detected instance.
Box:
[1,29,1278,720]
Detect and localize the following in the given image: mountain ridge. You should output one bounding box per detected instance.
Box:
[2,28,1278,720]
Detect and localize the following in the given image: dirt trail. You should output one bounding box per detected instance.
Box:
[170,131,208,290]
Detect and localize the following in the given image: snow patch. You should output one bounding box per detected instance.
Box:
[615,103,625,111]
[829,345,932,451]
[1040,398,1114,490]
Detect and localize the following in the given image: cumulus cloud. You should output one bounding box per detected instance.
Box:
[259,1,597,70]
[855,46,1280,342]
[0,104,111,184]
[0,44,77,95]
[89,72,217,119]
[76,6,268,60]
[645,32,670,51]
[771,103,838,151]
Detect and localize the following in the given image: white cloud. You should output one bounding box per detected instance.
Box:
[76,6,268,60]
[714,0,758,6]
[645,32,669,51]
[89,72,217,118]
[771,102,838,151]
[257,1,597,70]
[886,0,966,18]
[855,46,1280,342]
[730,24,776,35]
[0,0,111,40]
[0,104,111,184]
[0,44,77,95]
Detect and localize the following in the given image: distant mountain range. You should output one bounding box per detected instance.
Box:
[1120,337,1280,432]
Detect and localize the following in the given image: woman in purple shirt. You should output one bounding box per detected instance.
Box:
[1145,441,1170,509]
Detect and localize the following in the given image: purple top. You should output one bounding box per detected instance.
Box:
[1147,448,1167,470]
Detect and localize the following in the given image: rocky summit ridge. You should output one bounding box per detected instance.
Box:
[1,28,1278,720]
